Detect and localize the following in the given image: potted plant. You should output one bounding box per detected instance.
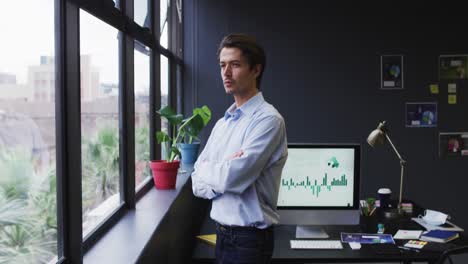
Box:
[149,105,211,189]
[177,105,211,165]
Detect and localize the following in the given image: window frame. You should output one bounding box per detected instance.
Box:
[55,0,183,262]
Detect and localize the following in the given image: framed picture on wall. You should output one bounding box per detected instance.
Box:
[439,55,468,80]
[380,55,404,90]
[439,132,468,157]
[405,102,438,128]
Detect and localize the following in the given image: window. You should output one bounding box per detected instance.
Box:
[79,10,121,238]
[160,56,169,110]
[160,55,169,157]
[0,0,57,263]
[160,0,169,49]
[2,0,185,261]
[135,0,150,28]
[134,42,151,190]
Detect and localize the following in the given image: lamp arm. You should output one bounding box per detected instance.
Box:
[385,134,404,162]
[385,133,406,207]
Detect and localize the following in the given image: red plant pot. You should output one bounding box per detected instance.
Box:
[149,160,180,189]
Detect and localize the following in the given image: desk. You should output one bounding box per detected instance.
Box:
[192,206,468,263]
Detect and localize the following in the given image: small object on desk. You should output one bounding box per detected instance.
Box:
[196,234,216,246]
[290,240,343,249]
[377,223,385,234]
[393,230,423,240]
[360,198,376,216]
[349,242,361,250]
[375,200,380,208]
[400,202,413,213]
[341,232,395,244]
[403,240,427,249]
[377,188,392,209]
[398,246,420,253]
[420,230,459,243]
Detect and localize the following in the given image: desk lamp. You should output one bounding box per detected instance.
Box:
[367,121,406,216]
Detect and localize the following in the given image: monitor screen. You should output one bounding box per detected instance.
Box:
[277,143,361,238]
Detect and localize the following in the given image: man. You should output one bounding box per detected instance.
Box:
[191,34,288,264]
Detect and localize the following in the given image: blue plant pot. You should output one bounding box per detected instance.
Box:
[179,143,200,165]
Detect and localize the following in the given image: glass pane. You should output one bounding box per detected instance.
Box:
[176,0,182,25]
[160,0,169,49]
[135,0,149,28]
[0,1,57,263]
[80,10,121,238]
[160,55,169,159]
[161,56,169,109]
[134,42,151,190]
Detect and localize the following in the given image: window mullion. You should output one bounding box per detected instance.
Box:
[120,0,136,207]
[56,0,83,262]
[150,0,161,163]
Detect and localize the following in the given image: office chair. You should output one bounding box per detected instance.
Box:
[436,245,468,264]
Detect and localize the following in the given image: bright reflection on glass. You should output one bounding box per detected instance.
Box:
[135,0,149,28]
[161,56,169,108]
[134,41,151,190]
[160,0,169,49]
[0,1,57,263]
[80,10,121,238]
[160,55,169,158]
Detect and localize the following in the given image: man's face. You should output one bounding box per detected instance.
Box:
[219,47,260,96]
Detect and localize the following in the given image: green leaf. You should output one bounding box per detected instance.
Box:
[157,106,183,125]
[177,105,212,143]
[171,146,180,157]
[156,131,170,144]
[185,115,204,138]
[193,105,212,125]
[169,146,181,162]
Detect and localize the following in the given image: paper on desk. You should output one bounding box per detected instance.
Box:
[412,218,464,232]
[196,234,216,246]
[393,230,422,239]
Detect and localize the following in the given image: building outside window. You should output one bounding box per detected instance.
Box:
[135,43,151,190]
[0,0,57,263]
[1,0,182,262]
[80,9,121,238]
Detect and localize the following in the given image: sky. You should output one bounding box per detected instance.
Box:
[0,0,54,83]
[0,0,167,94]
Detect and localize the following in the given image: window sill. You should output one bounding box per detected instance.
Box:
[83,171,191,264]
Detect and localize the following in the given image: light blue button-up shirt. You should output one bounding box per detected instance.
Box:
[191,92,288,228]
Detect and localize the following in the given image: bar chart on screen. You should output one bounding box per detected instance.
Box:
[281,174,349,197]
[277,149,355,207]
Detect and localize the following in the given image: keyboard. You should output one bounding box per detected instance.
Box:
[290,240,343,249]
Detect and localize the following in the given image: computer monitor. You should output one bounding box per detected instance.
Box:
[277,143,361,238]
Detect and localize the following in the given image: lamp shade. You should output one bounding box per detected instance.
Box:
[367,122,386,147]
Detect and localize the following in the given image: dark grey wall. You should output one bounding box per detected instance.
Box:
[183,1,468,228]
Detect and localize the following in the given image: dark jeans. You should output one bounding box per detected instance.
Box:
[215,223,274,264]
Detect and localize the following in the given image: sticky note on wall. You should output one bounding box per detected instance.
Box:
[430,84,439,94]
[448,94,457,104]
[448,83,457,93]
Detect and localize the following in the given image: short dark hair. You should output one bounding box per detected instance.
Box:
[217,34,266,90]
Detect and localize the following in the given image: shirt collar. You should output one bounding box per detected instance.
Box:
[224,92,265,121]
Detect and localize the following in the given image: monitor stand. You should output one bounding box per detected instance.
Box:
[296,225,329,238]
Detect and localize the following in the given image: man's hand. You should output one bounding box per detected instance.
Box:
[230,150,244,159]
